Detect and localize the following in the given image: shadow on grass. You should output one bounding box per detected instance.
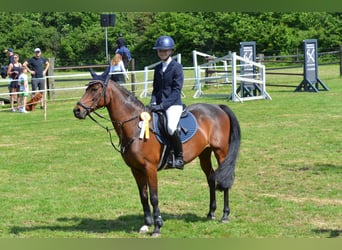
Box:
[312,228,341,238]
[10,212,209,236]
[285,163,342,173]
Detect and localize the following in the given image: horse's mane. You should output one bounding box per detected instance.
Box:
[109,80,145,110]
[89,68,145,110]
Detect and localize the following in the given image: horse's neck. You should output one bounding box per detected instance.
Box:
[106,84,142,134]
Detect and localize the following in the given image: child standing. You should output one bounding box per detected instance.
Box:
[18,66,29,113]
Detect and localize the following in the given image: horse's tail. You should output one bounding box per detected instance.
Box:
[215,105,241,191]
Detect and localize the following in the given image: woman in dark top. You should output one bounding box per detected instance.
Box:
[7,54,21,112]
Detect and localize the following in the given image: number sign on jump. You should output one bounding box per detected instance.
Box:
[240,41,256,77]
[295,39,329,92]
[238,42,260,97]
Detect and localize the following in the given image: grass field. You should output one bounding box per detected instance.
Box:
[0,65,341,238]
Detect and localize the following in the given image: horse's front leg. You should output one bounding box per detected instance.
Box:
[146,165,163,237]
[131,168,153,233]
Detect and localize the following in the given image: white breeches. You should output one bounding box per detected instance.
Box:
[165,105,183,135]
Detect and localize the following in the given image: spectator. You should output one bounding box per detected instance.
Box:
[7,54,22,112]
[1,48,14,79]
[114,37,132,69]
[18,66,29,113]
[109,53,129,84]
[23,48,49,109]
[5,48,15,65]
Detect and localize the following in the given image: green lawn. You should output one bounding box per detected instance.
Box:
[0,65,341,238]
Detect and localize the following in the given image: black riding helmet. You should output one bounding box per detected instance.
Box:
[153,36,175,50]
[116,37,126,47]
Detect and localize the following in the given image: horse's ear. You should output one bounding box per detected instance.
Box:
[101,66,110,82]
[89,68,98,80]
[89,66,110,82]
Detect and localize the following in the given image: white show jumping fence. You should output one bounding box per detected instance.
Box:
[192,50,271,102]
[192,50,231,98]
[231,52,271,102]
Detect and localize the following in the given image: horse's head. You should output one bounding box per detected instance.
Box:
[73,80,107,119]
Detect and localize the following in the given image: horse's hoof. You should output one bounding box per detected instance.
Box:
[221,218,229,223]
[207,214,215,220]
[151,232,161,238]
[139,225,149,234]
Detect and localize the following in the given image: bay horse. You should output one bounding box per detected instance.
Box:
[73,75,241,237]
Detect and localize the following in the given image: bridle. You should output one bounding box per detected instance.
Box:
[77,77,140,154]
[76,79,108,115]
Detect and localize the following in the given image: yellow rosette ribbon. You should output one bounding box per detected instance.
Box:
[140,112,151,139]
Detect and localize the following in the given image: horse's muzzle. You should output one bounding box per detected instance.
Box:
[73,105,87,119]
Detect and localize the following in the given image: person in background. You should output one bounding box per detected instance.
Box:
[1,48,14,79]
[109,53,129,84]
[115,37,132,70]
[147,35,184,170]
[5,48,15,65]
[7,54,22,112]
[23,48,49,109]
[18,66,29,113]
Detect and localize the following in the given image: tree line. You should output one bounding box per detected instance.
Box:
[0,12,341,69]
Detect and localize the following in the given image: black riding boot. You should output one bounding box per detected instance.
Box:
[168,131,184,170]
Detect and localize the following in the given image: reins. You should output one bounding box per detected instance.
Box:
[89,110,139,154]
[79,77,140,154]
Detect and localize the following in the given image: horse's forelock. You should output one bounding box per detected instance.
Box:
[86,80,105,88]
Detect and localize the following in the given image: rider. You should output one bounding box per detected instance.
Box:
[148,35,184,170]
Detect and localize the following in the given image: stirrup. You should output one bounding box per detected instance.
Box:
[167,156,184,170]
[174,158,184,170]
[167,152,174,167]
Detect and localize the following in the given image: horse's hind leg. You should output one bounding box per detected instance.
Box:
[221,188,230,223]
[199,148,216,220]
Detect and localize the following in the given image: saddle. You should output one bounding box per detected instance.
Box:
[151,106,198,170]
